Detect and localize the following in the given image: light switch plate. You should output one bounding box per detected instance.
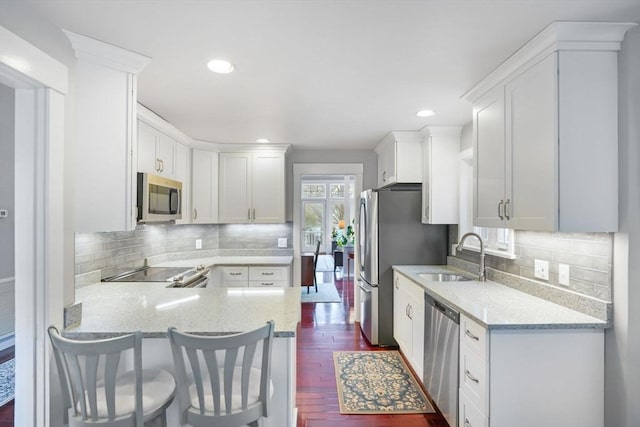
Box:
[278,238,287,248]
[534,259,549,281]
[195,239,202,249]
[558,264,570,286]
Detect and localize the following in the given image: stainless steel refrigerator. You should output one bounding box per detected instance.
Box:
[358,185,447,346]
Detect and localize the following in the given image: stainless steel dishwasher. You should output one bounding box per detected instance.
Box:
[423,293,460,427]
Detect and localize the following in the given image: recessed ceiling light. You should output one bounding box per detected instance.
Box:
[416,109,436,118]
[256,138,270,144]
[207,59,235,74]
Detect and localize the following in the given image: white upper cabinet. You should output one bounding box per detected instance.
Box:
[464,22,636,232]
[174,142,191,225]
[421,126,461,224]
[191,149,219,224]
[375,131,422,188]
[219,151,286,223]
[137,120,176,177]
[65,31,150,232]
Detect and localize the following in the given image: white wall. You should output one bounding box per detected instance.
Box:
[0,3,77,307]
[606,26,640,427]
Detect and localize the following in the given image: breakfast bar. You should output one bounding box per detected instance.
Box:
[65,284,301,427]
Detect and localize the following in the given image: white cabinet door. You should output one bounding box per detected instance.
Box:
[191,149,219,224]
[376,132,422,188]
[506,53,557,231]
[410,292,425,380]
[174,142,190,224]
[473,86,506,228]
[137,120,176,177]
[219,152,251,223]
[252,152,285,223]
[137,120,159,175]
[156,132,176,177]
[422,127,461,224]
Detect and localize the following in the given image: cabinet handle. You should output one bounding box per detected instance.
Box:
[395,277,399,289]
[407,304,413,320]
[505,198,511,220]
[465,369,480,384]
[497,200,504,220]
[261,272,274,276]
[156,158,161,172]
[465,329,479,341]
[405,304,409,317]
[248,209,251,220]
[252,208,256,220]
[261,282,274,286]
[382,171,386,182]
[465,418,472,427]
[161,159,165,172]
[193,209,198,220]
[230,272,243,276]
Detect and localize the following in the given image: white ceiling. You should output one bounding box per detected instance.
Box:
[6,1,640,150]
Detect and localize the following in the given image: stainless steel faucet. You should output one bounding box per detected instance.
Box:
[456,232,486,282]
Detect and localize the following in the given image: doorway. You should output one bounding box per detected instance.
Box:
[300,176,356,254]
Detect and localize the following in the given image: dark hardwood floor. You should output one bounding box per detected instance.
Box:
[296,270,448,427]
[0,346,14,427]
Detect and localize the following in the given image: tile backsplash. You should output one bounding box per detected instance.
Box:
[449,225,613,302]
[75,223,293,279]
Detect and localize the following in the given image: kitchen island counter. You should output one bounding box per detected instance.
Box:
[66,283,300,339]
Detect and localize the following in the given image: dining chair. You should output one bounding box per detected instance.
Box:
[167,320,275,427]
[47,326,176,427]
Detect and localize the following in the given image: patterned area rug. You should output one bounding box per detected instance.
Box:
[301,282,341,303]
[333,351,434,414]
[0,358,15,407]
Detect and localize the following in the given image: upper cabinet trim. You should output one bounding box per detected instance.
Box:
[63,30,151,75]
[462,21,637,103]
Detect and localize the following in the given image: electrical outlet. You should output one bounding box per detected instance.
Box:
[278,238,287,248]
[534,259,549,281]
[195,239,202,249]
[558,264,570,286]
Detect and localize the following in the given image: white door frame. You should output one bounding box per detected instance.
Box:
[293,164,363,315]
[1,25,67,427]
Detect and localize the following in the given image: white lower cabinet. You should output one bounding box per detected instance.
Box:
[213,265,291,288]
[459,314,604,427]
[393,272,425,379]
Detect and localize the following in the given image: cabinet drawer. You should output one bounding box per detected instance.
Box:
[461,314,487,357]
[460,388,487,427]
[249,280,287,288]
[222,281,248,288]
[460,344,488,410]
[249,267,287,281]
[221,266,249,281]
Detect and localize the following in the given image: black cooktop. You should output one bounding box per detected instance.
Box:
[102,267,193,283]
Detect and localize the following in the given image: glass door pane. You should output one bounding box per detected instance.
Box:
[302,201,325,253]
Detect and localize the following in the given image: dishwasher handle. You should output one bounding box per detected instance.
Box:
[425,292,459,324]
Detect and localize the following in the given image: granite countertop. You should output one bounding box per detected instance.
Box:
[65,283,301,339]
[392,265,607,330]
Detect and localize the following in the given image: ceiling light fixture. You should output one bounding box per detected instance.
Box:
[256,138,270,143]
[416,109,436,118]
[207,59,235,74]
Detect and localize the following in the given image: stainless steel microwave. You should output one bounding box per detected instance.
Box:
[136,173,182,223]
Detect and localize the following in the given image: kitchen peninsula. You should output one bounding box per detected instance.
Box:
[65,279,300,427]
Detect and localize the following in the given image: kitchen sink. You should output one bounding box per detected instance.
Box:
[417,272,472,282]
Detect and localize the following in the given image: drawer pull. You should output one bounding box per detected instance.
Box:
[465,329,480,341]
[261,272,274,276]
[465,418,472,427]
[261,282,274,286]
[465,369,480,384]
[230,272,243,276]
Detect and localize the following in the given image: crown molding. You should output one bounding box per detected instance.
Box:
[462,21,638,102]
[63,30,150,74]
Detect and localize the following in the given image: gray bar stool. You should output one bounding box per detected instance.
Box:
[47,326,176,427]
[167,321,274,427]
